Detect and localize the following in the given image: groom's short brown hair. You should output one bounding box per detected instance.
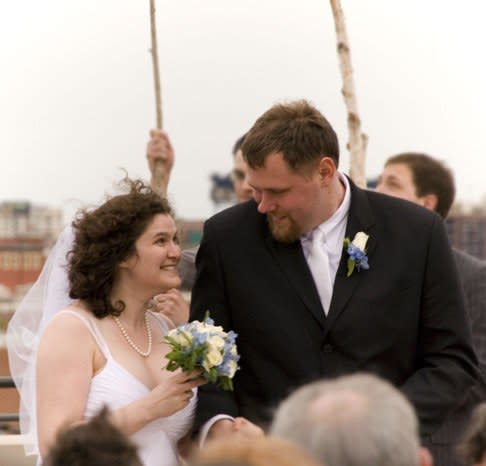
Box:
[242,100,339,173]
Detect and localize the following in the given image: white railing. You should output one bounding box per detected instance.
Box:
[0,435,37,466]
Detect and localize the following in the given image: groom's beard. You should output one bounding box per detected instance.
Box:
[267,213,301,243]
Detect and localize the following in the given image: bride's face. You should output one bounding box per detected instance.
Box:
[120,214,181,293]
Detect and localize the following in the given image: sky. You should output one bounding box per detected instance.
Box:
[1,0,485,225]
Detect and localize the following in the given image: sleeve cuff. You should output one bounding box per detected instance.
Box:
[198,414,235,448]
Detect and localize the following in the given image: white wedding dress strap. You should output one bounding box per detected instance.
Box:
[147,310,171,333]
[55,310,111,359]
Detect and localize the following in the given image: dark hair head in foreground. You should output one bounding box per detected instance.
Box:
[44,407,142,466]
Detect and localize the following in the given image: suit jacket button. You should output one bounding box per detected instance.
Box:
[323,344,333,353]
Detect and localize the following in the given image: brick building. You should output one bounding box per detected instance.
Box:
[0,238,46,294]
[0,201,63,336]
[0,202,63,431]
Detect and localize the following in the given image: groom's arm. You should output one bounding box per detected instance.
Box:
[401,215,478,438]
[190,219,240,432]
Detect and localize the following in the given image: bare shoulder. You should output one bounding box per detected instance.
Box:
[37,306,97,391]
[39,305,96,350]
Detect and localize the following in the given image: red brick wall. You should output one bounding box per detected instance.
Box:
[0,347,19,414]
[0,237,46,293]
[0,268,43,293]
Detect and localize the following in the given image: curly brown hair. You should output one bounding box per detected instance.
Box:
[68,178,173,318]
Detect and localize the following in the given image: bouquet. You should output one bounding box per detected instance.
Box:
[164,313,240,391]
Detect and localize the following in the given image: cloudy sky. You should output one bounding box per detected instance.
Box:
[1,0,485,224]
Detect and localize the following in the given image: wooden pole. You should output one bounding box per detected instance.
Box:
[149,0,165,195]
[329,0,368,188]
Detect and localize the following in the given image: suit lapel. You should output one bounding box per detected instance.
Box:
[263,227,326,329]
[324,180,376,334]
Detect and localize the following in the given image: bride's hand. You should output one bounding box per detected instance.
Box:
[145,369,204,419]
[150,289,189,326]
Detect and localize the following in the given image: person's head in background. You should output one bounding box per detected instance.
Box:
[188,436,322,466]
[44,407,143,466]
[231,133,253,202]
[375,152,455,219]
[270,373,432,466]
[458,403,486,466]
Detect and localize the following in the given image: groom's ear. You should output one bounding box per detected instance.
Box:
[317,156,336,183]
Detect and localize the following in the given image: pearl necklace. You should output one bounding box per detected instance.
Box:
[113,313,152,357]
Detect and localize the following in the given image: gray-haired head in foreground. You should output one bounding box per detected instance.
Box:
[458,402,486,466]
[270,373,421,466]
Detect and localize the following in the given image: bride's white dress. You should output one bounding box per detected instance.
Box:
[60,310,196,466]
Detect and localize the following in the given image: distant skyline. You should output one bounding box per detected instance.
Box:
[1,1,485,225]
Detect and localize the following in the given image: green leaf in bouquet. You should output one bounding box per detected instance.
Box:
[165,360,180,372]
[187,351,198,371]
[181,331,194,346]
[163,335,182,348]
[205,367,218,384]
[218,376,233,391]
[164,348,180,361]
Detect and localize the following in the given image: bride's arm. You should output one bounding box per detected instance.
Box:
[36,313,95,458]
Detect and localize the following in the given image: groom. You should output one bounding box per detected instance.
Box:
[190,100,477,445]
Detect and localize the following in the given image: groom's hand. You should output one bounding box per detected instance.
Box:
[207,419,234,441]
[208,417,264,441]
[233,417,265,438]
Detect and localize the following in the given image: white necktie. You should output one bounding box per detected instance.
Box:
[307,228,333,314]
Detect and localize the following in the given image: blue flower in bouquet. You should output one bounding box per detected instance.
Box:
[164,313,240,391]
[343,231,370,277]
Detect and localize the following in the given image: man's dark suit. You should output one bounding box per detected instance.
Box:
[190,179,477,440]
[429,249,486,465]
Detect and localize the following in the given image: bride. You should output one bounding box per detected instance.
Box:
[8,179,204,466]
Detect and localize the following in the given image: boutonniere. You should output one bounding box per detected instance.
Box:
[343,231,370,277]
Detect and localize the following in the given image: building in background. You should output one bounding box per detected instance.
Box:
[0,201,63,240]
[0,201,63,338]
[0,201,63,433]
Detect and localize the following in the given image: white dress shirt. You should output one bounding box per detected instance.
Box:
[300,173,351,295]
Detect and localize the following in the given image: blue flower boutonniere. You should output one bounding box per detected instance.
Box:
[343,232,370,277]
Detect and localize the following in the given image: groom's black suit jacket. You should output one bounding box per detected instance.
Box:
[190,179,477,439]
